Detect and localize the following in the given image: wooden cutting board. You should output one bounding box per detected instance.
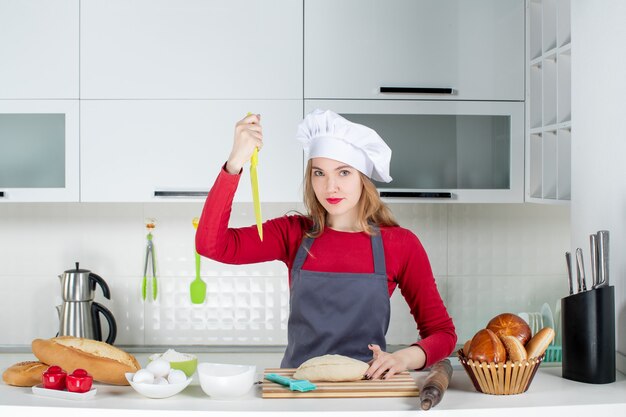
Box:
[262,368,419,398]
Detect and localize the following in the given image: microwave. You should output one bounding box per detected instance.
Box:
[304,100,524,203]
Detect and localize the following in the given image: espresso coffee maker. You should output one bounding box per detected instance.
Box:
[56,262,117,344]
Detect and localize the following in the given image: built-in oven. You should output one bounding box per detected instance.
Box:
[305,100,524,203]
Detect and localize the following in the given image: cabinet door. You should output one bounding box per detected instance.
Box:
[0,0,79,99]
[0,100,79,202]
[305,100,524,203]
[305,0,524,101]
[81,100,303,202]
[80,0,302,99]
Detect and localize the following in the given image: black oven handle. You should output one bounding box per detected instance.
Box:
[380,87,455,95]
[154,190,208,198]
[380,191,452,199]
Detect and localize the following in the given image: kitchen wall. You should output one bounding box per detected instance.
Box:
[0,201,569,349]
[572,0,626,373]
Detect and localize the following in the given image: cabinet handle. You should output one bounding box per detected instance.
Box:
[154,190,208,198]
[379,87,455,95]
[380,191,452,198]
[0,191,4,198]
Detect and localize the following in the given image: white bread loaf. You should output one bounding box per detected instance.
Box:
[525,327,555,359]
[293,354,369,382]
[31,336,140,385]
[2,361,48,387]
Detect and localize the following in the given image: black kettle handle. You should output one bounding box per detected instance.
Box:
[91,302,117,345]
[89,273,111,300]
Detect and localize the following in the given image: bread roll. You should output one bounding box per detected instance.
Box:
[293,354,369,382]
[468,329,506,363]
[500,335,528,362]
[2,361,48,387]
[487,313,532,345]
[525,327,555,359]
[31,336,140,385]
[462,339,472,357]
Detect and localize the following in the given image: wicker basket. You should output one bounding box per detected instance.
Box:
[457,350,544,395]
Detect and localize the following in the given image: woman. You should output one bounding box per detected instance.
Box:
[196,109,456,379]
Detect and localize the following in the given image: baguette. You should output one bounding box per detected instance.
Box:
[500,335,528,362]
[525,327,555,359]
[2,361,48,387]
[31,336,140,385]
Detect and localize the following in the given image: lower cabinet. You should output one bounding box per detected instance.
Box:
[80,100,303,203]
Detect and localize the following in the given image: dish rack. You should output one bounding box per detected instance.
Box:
[544,345,562,363]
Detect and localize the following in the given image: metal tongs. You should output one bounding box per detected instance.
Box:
[142,219,157,301]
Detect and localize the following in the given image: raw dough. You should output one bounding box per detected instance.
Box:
[293,354,369,382]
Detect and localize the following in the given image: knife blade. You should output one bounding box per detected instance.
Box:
[565,251,574,295]
[250,146,263,241]
[575,248,587,292]
[595,230,609,288]
[247,112,263,241]
[589,234,598,288]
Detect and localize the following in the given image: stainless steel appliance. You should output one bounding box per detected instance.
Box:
[56,262,117,344]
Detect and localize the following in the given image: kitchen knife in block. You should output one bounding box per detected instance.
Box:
[265,373,316,392]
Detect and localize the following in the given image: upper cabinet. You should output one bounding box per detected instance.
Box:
[304,0,525,101]
[0,100,80,202]
[0,0,79,99]
[80,0,302,99]
[526,0,571,203]
[80,100,303,202]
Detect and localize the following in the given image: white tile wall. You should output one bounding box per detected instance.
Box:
[0,202,570,348]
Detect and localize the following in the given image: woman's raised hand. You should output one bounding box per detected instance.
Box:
[226,113,263,175]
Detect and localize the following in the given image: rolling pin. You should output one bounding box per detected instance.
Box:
[419,359,453,410]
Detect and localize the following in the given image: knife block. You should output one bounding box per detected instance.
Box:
[561,286,615,384]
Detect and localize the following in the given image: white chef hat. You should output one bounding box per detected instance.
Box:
[295,109,393,183]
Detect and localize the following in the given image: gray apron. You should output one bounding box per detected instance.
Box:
[281,226,391,368]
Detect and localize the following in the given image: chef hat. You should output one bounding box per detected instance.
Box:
[295,109,393,183]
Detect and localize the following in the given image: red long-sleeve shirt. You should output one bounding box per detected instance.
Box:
[196,167,457,368]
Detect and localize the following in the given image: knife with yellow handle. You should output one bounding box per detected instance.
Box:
[248,113,263,241]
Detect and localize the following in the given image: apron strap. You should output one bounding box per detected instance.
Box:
[292,235,314,271]
[370,225,387,276]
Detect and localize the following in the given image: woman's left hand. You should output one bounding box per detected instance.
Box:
[365,344,426,380]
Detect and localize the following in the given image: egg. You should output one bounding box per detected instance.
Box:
[146,359,171,378]
[167,369,187,385]
[133,369,155,384]
[154,377,169,385]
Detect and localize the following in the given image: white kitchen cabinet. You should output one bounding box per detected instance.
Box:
[304,0,525,101]
[0,100,79,202]
[80,0,302,99]
[80,100,303,202]
[306,100,525,203]
[526,0,571,203]
[0,0,79,99]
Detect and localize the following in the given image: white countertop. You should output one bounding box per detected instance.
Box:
[1,352,625,417]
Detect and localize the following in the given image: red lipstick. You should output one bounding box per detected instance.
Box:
[326,198,343,204]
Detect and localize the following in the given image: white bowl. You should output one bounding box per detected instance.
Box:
[197,363,256,399]
[125,372,193,399]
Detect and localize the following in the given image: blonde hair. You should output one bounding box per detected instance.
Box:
[303,160,399,237]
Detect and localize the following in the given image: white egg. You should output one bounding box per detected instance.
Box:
[154,377,169,385]
[167,369,187,385]
[146,359,171,378]
[133,369,155,384]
